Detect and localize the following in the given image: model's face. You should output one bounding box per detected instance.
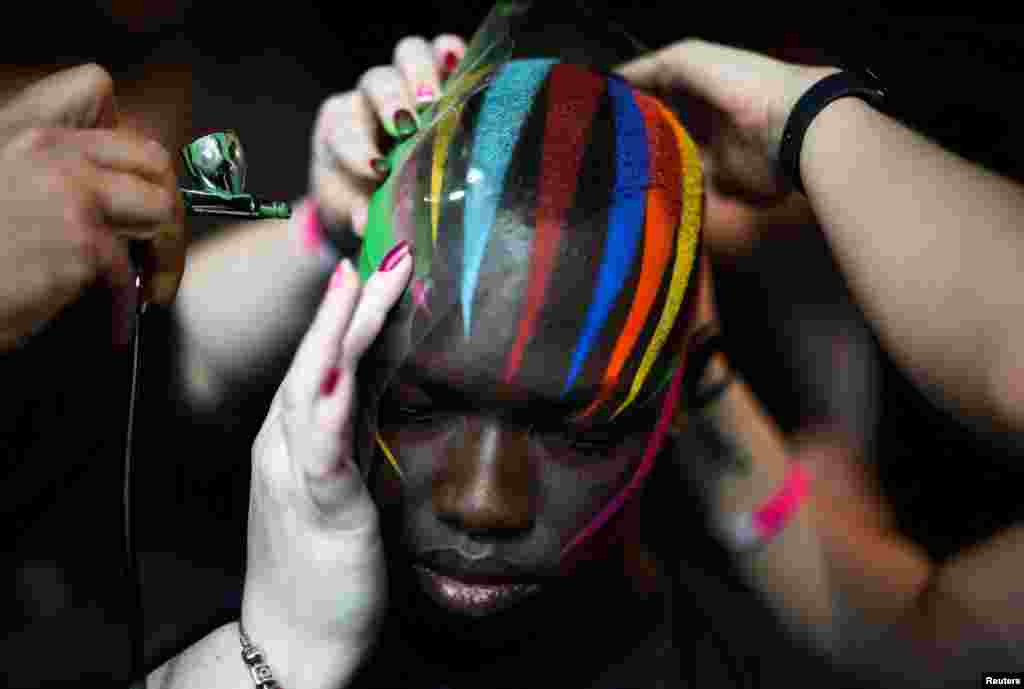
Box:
[374,306,663,618]
[357,57,704,622]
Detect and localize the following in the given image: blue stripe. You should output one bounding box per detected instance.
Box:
[461,59,555,337]
[563,77,650,395]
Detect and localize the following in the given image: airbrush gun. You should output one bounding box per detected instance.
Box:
[123,131,290,678]
[180,130,292,219]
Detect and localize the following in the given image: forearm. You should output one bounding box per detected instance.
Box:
[801,97,1024,431]
[174,209,330,409]
[684,355,837,648]
[692,357,1024,677]
[146,621,368,689]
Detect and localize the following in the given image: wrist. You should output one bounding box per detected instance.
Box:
[766,64,843,166]
[239,609,372,689]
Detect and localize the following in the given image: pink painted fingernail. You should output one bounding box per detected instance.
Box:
[321,366,341,396]
[415,85,436,103]
[330,259,354,289]
[378,241,410,272]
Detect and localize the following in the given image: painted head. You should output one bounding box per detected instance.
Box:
[356,58,704,630]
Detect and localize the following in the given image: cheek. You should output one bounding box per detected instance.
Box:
[376,418,466,504]
[533,433,648,541]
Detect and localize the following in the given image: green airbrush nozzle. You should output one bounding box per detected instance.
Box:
[180,131,290,219]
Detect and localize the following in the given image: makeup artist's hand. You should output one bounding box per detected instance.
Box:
[242,244,412,689]
[0,64,186,351]
[310,34,466,233]
[618,40,835,257]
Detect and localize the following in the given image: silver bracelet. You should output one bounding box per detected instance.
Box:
[238,620,282,689]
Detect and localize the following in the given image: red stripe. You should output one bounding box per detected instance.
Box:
[503,65,606,383]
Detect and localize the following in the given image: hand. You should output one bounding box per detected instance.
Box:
[618,40,837,256]
[0,64,187,351]
[310,34,466,233]
[242,246,413,689]
[0,121,183,350]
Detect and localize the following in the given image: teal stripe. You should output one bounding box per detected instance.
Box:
[461,59,555,337]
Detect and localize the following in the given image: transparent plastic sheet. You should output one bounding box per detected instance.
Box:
[353,0,704,510]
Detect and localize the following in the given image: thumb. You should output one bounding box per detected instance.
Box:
[618,39,788,126]
[2,64,118,136]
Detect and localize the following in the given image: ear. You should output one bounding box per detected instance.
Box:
[669,250,720,432]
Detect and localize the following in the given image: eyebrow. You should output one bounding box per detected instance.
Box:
[392,367,661,428]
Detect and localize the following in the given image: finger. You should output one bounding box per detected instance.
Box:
[285,260,362,406]
[433,34,467,79]
[70,128,174,183]
[394,36,441,106]
[140,202,188,305]
[358,66,418,139]
[339,241,412,369]
[618,40,783,116]
[1,63,118,135]
[314,92,388,192]
[92,166,177,227]
[312,165,376,237]
[83,216,135,297]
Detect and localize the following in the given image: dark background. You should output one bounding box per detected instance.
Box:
[3,3,1024,687]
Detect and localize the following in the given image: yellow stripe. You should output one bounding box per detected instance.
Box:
[611,105,703,419]
[375,432,404,480]
[431,104,464,245]
[430,67,495,245]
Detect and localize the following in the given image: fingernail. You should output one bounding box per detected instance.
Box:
[443,51,460,75]
[415,85,436,103]
[321,367,341,396]
[370,156,390,177]
[393,109,417,137]
[378,241,410,272]
[330,259,355,289]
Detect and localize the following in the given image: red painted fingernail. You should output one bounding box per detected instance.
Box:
[371,157,390,177]
[443,51,459,74]
[330,259,354,289]
[393,109,417,137]
[378,241,410,272]
[321,367,341,396]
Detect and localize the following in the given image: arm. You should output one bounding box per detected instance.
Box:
[173,209,328,409]
[620,40,1024,433]
[687,351,1023,679]
[175,34,468,411]
[801,96,1024,433]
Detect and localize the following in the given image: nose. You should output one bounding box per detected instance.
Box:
[433,416,535,537]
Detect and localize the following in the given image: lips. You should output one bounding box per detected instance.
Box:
[414,564,542,617]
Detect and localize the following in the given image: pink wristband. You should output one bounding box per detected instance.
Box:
[296,198,340,270]
[729,461,812,551]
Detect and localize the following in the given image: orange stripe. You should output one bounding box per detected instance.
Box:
[576,92,679,420]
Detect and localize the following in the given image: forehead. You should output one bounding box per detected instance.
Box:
[380,60,703,422]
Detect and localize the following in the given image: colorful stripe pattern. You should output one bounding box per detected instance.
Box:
[366,58,705,561]
[461,59,555,337]
[385,59,703,422]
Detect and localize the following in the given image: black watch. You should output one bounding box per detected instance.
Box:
[777,68,887,195]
